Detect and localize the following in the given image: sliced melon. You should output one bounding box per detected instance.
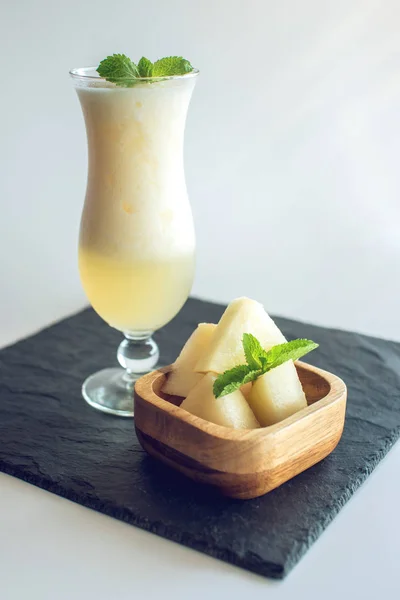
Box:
[180,372,260,429]
[162,323,216,397]
[240,382,252,399]
[247,360,307,426]
[195,297,286,374]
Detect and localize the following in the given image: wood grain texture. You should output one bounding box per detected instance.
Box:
[134,362,347,499]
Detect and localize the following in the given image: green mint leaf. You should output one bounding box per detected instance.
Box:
[242,369,263,384]
[242,333,268,370]
[152,56,193,77]
[213,365,250,398]
[264,339,319,371]
[97,54,193,84]
[259,355,268,370]
[97,54,139,87]
[138,56,153,78]
[213,335,319,399]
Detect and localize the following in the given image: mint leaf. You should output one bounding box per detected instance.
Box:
[212,335,319,398]
[264,339,319,370]
[97,54,139,87]
[242,369,263,384]
[259,355,268,370]
[152,56,193,77]
[213,365,250,398]
[138,56,153,78]
[97,54,193,85]
[242,333,268,370]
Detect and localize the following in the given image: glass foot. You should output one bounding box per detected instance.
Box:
[82,367,137,417]
[82,333,161,417]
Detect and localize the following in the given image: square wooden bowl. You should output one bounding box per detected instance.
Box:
[134,362,347,499]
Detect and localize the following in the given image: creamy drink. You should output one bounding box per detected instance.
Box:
[77,78,196,333]
[71,56,198,416]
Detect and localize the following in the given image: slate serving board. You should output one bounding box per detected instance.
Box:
[0,297,399,579]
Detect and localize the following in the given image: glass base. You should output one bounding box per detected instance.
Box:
[82,367,138,417]
[82,333,162,417]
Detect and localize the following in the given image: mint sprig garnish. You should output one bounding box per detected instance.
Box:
[137,56,153,78]
[97,54,194,87]
[242,332,268,370]
[260,339,319,370]
[97,54,139,86]
[212,365,253,398]
[152,56,193,77]
[213,334,318,398]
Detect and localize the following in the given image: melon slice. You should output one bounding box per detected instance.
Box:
[180,372,260,429]
[247,360,307,426]
[195,297,286,374]
[162,323,216,397]
[241,382,252,399]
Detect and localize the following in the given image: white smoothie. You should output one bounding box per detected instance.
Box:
[76,76,196,332]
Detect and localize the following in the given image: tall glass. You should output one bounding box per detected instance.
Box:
[70,67,198,417]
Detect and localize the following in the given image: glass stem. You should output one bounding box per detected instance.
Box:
[117,332,160,388]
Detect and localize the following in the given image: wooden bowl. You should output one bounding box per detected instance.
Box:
[134,362,347,499]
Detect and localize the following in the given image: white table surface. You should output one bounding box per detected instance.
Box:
[1,330,399,600]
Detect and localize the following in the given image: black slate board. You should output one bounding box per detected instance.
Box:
[0,298,399,579]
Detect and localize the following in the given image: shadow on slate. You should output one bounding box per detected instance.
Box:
[0,297,400,579]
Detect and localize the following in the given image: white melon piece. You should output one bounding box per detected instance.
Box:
[180,372,260,429]
[240,382,252,399]
[247,361,307,426]
[162,323,216,397]
[195,297,286,374]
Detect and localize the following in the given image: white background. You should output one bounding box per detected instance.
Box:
[1,0,400,346]
[1,2,400,598]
